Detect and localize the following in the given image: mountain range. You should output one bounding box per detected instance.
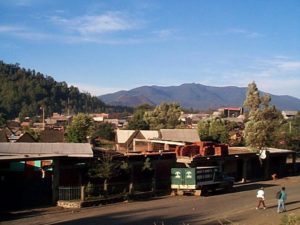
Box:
[99,83,300,111]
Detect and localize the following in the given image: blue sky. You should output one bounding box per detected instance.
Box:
[1,0,300,98]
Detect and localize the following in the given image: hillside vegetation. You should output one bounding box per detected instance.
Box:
[0,61,128,120]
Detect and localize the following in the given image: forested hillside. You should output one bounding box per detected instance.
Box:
[0,61,127,120]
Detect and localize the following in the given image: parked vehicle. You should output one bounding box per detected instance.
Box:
[171,166,234,196]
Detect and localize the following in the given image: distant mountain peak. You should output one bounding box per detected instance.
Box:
[99,83,300,110]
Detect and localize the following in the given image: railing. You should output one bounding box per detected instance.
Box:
[58,180,171,201]
[58,186,81,200]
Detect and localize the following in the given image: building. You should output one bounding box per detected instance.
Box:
[282,111,298,119]
[218,107,243,118]
[116,129,200,153]
[0,143,93,209]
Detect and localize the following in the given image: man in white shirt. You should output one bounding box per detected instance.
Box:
[256,187,266,209]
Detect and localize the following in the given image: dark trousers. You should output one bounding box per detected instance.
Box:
[257,197,266,208]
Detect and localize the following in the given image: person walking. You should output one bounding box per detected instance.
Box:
[256,187,266,209]
[277,187,287,213]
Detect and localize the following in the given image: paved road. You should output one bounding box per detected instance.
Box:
[1,176,300,225]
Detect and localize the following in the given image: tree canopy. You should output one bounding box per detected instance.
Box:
[66,113,94,143]
[197,117,229,143]
[243,82,283,150]
[126,104,153,130]
[144,103,183,130]
[0,61,130,120]
[92,122,116,141]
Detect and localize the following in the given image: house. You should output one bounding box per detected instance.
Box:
[218,107,243,118]
[39,129,65,143]
[179,113,209,128]
[116,130,160,152]
[0,142,93,209]
[45,113,72,129]
[116,130,137,152]
[160,129,200,143]
[282,111,298,119]
[15,132,37,142]
[116,129,200,153]
[90,113,109,122]
[177,146,296,182]
[104,118,127,128]
[6,120,21,135]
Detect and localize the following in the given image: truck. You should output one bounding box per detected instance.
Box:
[171,166,234,196]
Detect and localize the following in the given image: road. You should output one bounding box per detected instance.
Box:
[1,176,300,225]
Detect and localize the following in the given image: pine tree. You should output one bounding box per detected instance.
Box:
[243,82,283,150]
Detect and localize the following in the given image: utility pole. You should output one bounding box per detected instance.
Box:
[42,106,45,130]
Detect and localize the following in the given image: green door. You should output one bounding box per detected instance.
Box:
[171,168,196,190]
[183,168,196,189]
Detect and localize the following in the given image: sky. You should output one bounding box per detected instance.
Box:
[0,0,300,98]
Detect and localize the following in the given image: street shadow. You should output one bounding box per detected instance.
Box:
[0,209,45,222]
[258,200,300,211]
[0,205,65,222]
[200,183,277,197]
[231,183,277,193]
[52,206,244,225]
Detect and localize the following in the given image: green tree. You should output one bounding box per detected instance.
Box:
[66,113,94,143]
[209,117,229,143]
[92,122,115,141]
[127,104,152,130]
[88,152,127,193]
[274,114,300,151]
[197,119,211,141]
[243,81,261,113]
[144,103,182,130]
[197,117,229,143]
[243,82,283,150]
[0,60,130,120]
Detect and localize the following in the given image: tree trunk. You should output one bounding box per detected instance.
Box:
[104,179,108,193]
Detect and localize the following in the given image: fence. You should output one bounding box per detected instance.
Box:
[58,180,171,201]
[58,186,81,200]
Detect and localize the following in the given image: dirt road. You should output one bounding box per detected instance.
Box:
[1,176,300,225]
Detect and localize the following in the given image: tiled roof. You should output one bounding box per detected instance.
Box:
[160,129,200,143]
[0,143,93,160]
[40,130,64,143]
[140,130,159,140]
[116,130,136,143]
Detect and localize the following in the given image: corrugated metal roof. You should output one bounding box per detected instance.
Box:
[0,143,93,158]
[116,130,136,143]
[140,130,159,140]
[266,147,295,154]
[229,147,295,155]
[160,129,200,143]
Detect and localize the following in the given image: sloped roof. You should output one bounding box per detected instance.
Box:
[228,147,295,155]
[160,129,200,143]
[266,147,295,154]
[40,130,64,143]
[116,130,136,143]
[140,130,159,140]
[0,143,93,160]
[16,132,37,142]
[282,111,298,116]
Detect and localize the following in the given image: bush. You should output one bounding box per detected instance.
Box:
[281,214,300,225]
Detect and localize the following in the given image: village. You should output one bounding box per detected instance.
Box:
[1,1,300,224]
[0,104,299,214]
